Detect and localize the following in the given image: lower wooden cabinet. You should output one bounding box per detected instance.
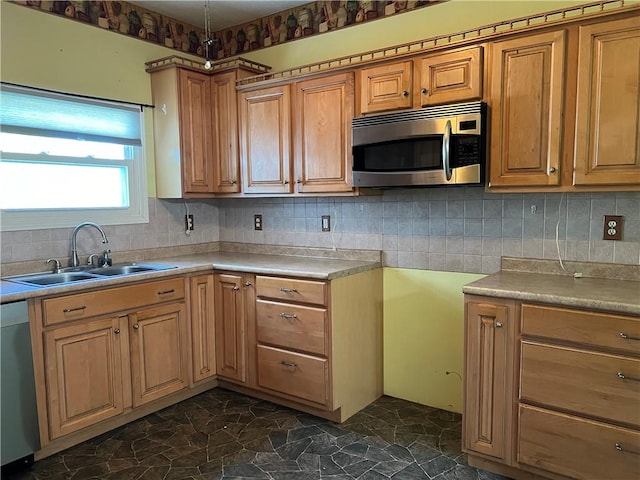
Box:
[464,296,640,480]
[43,316,125,439]
[30,276,217,458]
[190,274,216,383]
[129,302,189,407]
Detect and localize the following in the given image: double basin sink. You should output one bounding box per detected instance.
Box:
[5,263,177,288]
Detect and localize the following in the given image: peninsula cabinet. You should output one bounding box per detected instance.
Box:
[29,277,215,459]
[217,268,383,423]
[464,296,640,480]
[356,46,483,115]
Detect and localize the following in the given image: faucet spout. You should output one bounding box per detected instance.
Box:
[70,222,109,267]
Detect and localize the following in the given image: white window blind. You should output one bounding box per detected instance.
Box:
[0,83,148,231]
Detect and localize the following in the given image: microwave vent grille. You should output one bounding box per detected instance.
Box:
[353,101,484,128]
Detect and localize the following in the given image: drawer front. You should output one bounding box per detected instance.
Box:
[520,341,640,426]
[257,345,328,406]
[43,278,185,326]
[518,404,640,480]
[256,299,327,356]
[521,303,640,354]
[256,276,326,306]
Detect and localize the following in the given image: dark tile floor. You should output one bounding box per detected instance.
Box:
[7,388,510,480]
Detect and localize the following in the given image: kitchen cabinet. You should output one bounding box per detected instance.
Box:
[30,277,199,456]
[464,296,640,480]
[573,16,640,186]
[149,64,258,197]
[218,269,383,423]
[214,272,254,383]
[129,302,189,407]
[190,274,216,383]
[488,30,566,188]
[463,297,516,464]
[356,46,483,115]
[239,85,292,194]
[293,72,354,193]
[239,72,356,195]
[43,316,125,439]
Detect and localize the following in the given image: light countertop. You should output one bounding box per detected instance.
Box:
[0,252,381,303]
[463,270,640,315]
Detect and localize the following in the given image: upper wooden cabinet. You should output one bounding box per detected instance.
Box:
[488,31,566,188]
[239,72,356,195]
[293,72,354,193]
[416,46,483,107]
[357,61,413,114]
[239,85,293,194]
[573,17,640,186]
[356,46,483,115]
[150,66,255,198]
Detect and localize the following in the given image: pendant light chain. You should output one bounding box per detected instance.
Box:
[203,0,213,69]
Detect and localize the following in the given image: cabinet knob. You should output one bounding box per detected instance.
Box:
[548,167,557,173]
[233,286,240,291]
[421,88,428,94]
[114,328,120,334]
[244,281,252,287]
[296,179,302,184]
[402,90,409,97]
[495,321,503,328]
[132,324,139,330]
[284,180,290,185]
[231,180,237,185]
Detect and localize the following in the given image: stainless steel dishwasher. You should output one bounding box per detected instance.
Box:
[1,300,39,473]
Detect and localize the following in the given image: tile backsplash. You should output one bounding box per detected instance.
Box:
[1,189,639,274]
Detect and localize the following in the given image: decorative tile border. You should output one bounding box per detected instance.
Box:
[13,1,447,61]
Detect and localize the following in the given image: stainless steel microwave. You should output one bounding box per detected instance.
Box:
[352,101,487,188]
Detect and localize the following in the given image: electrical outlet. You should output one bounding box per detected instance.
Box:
[603,215,623,241]
[254,214,263,231]
[185,214,194,231]
[322,215,331,232]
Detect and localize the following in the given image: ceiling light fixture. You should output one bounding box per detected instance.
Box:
[203,0,213,70]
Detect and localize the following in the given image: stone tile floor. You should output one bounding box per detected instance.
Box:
[6,388,510,480]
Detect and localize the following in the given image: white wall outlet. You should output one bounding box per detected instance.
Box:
[185,214,194,231]
[603,215,623,241]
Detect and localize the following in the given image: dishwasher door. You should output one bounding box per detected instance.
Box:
[1,301,39,468]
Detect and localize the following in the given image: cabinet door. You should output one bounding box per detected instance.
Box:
[574,17,640,186]
[239,85,292,194]
[211,71,241,193]
[129,302,189,407]
[44,317,124,439]
[357,61,413,115]
[464,298,515,463]
[489,31,566,187]
[417,46,483,107]
[179,70,214,194]
[214,273,247,382]
[190,274,216,383]
[294,73,354,193]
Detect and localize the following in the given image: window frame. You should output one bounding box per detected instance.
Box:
[0,84,149,232]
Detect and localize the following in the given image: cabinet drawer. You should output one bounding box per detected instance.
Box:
[521,341,640,426]
[521,303,640,354]
[43,278,185,326]
[518,404,640,480]
[256,299,327,356]
[257,345,328,406]
[256,276,326,306]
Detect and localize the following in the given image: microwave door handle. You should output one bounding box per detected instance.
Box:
[442,119,452,181]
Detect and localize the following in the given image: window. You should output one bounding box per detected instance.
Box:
[0,84,148,231]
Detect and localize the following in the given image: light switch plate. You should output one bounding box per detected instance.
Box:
[321,215,331,232]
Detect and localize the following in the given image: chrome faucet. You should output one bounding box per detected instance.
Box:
[70,222,109,267]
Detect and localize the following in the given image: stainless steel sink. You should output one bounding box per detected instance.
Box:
[87,265,155,276]
[6,272,99,287]
[4,263,177,287]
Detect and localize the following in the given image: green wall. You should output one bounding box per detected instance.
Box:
[384,269,484,413]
